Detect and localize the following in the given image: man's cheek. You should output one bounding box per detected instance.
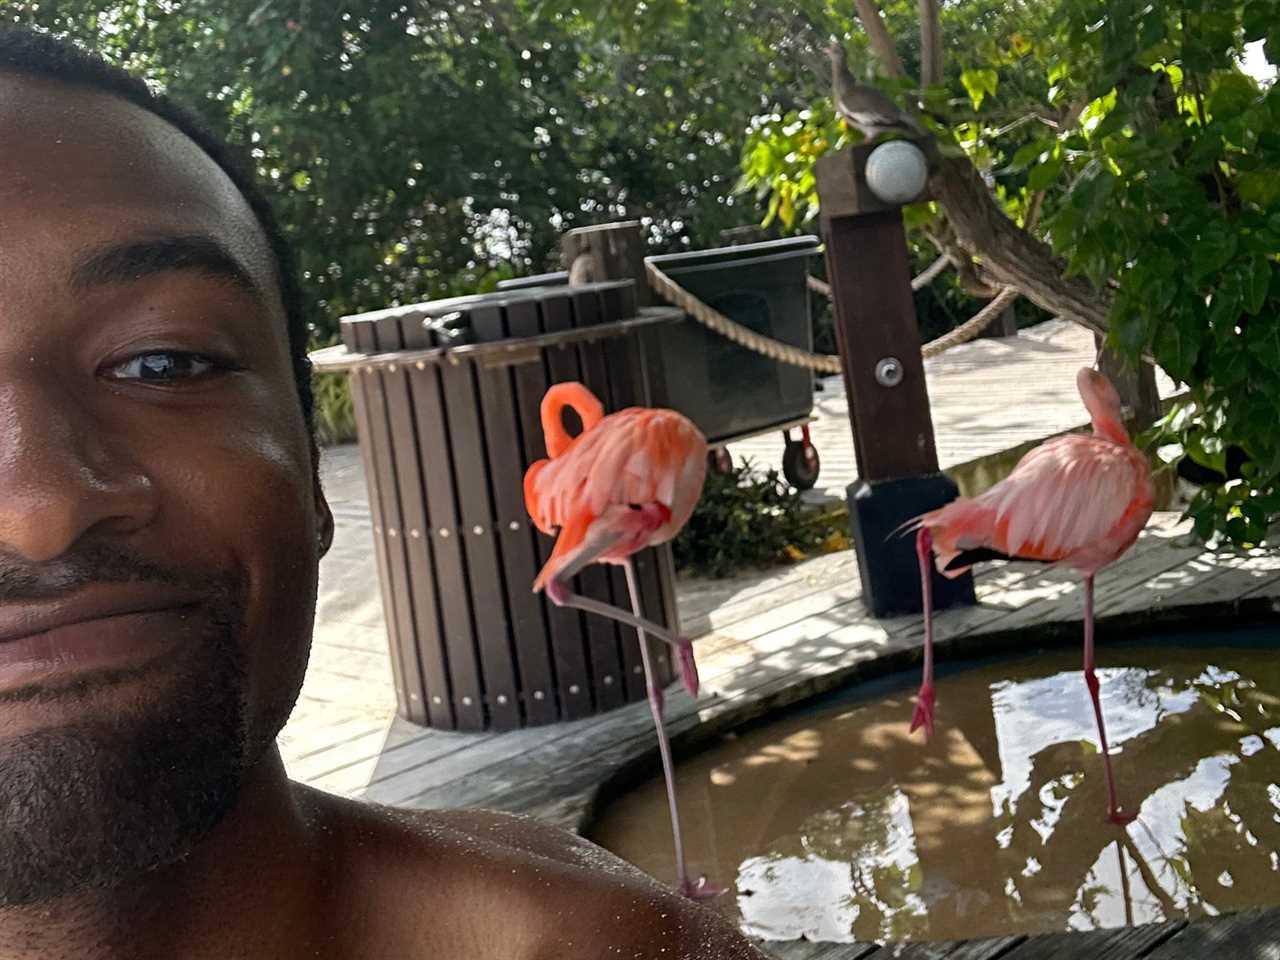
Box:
[156,430,317,650]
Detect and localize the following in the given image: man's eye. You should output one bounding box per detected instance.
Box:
[108,352,224,382]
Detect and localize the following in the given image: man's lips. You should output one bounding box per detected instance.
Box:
[0,584,207,694]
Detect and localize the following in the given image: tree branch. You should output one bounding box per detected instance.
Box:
[928,154,1113,338]
[850,0,908,80]
[918,0,943,88]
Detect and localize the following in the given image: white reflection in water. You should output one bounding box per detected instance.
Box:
[591,644,1280,943]
[990,668,1199,818]
[735,790,925,942]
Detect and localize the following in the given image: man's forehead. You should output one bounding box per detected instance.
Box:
[0,71,278,299]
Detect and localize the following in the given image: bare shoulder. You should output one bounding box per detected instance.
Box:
[298,788,767,960]
[424,809,771,959]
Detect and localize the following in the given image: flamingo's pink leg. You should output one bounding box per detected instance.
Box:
[624,561,722,901]
[911,527,937,738]
[544,577,699,697]
[1082,574,1135,825]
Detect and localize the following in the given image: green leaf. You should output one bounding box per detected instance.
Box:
[1209,277,1243,329]
[961,68,999,110]
[1247,318,1280,372]
[1153,308,1203,381]
[1244,261,1272,315]
[1194,225,1238,279]
[1244,0,1274,41]
[1009,138,1052,172]
[1211,336,1250,387]
[1209,73,1260,120]
[1028,156,1064,191]
[778,191,795,230]
[1238,170,1280,207]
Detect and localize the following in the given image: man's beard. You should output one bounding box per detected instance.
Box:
[0,543,259,907]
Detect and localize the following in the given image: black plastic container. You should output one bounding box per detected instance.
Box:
[643,236,820,444]
[497,271,569,292]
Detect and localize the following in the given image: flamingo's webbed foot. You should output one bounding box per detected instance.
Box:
[678,876,726,900]
[910,683,936,739]
[1106,807,1138,827]
[677,640,700,698]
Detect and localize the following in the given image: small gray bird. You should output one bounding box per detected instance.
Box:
[828,42,923,140]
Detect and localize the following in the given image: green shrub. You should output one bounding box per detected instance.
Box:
[674,458,847,579]
[312,372,357,447]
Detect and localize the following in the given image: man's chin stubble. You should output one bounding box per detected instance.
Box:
[0,626,254,908]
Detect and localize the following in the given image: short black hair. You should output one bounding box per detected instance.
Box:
[0,25,315,442]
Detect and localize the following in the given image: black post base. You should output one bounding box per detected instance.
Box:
[847,473,976,618]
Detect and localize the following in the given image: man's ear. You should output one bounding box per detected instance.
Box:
[314,479,335,558]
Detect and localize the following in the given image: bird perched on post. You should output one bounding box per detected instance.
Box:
[907,368,1155,826]
[827,41,923,141]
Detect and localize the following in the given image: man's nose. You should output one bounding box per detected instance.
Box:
[0,381,157,562]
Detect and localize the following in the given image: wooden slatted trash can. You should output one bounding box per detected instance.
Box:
[310,281,686,732]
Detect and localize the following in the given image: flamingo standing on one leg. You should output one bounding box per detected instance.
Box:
[524,381,722,899]
[909,367,1155,825]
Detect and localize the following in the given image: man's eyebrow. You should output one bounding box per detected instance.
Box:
[69,234,265,301]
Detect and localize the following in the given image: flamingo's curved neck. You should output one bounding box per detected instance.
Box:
[1092,411,1130,446]
[541,383,605,458]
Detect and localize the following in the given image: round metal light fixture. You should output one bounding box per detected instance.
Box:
[865,141,929,206]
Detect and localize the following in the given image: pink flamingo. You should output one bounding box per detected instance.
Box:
[909,367,1155,825]
[524,381,722,898]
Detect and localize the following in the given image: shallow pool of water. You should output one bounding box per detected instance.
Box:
[590,625,1280,943]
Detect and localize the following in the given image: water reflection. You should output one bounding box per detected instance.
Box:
[590,642,1280,943]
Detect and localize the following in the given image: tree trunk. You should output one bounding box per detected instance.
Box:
[918,0,943,87]
[928,155,1113,339]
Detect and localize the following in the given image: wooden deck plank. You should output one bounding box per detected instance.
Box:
[762,941,833,959]
[997,921,1184,959]
[943,939,1026,960]
[284,723,485,791]
[359,525,1205,810]
[860,937,1026,960]
[387,585,1017,810]
[726,319,1180,505]
[419,592,1083,818]
[293,548,1049,800]
[766,943,879,960]
[1145,910,1280,958]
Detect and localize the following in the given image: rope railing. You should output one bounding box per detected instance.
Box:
[643,253,1019,375]
[804,252,952,300]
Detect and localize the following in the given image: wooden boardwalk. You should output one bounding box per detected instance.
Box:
[285,504,1280,955]
[287,321,1278,955]
[728,319,1179,502]
[289,513,1280,815]
[769,910,1280,958]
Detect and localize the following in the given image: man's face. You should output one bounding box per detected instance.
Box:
[0,74,329,904]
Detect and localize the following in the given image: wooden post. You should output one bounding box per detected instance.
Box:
[1095,337,1162,429]
[815,140,975,617]
[719,225,768,246]
[561,221,654,307]
[979,301,1019,339]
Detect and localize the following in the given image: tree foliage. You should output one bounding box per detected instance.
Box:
[7,0,780,340]
[13,1,1280,544]
[732,0,1280,547]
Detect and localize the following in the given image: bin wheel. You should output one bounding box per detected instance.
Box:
[707,448,734,475]
[783,440,820,491]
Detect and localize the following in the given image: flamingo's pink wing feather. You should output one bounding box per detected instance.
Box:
[983,436,1150,561]
[524,408,707,547]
